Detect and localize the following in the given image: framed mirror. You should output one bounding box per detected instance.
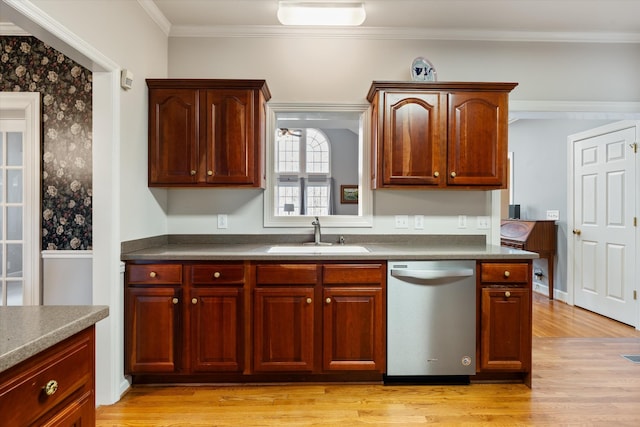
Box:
[264,103,373,228]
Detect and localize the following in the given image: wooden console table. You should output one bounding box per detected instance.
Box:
[500,220,557,299]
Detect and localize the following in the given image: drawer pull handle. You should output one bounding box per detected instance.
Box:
[213,272,221,279]
[44,380,58,396]
[325,298,331,304]
[192,298,198,304]
[504,271,510,278]
[505,291,511,298]
[172,298,179,304]
[306,298,312,304]
[149,271,157,278]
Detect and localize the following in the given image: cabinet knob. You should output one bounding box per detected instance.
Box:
[505,291,511,298]
[433,171,440,177]
[190,170,197,176]
[306,298,312,304]
[172,298,179,304]
[213,272,221,279]
[325,298,331,304]
[192,298,198,304]
[504,271,511,278]
[450,171,457,178]
[149,271,157,278]
[207,170,213,176]
[43,380,58,396]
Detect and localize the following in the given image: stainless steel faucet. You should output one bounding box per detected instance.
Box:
[311,216,322,245]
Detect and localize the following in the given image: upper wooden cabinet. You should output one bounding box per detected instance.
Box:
[147,79,271,187]
[367,81,518,189]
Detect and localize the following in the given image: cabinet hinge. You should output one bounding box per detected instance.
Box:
[634,217,638,227]
[632,142,638,154]
[635,290,637,300]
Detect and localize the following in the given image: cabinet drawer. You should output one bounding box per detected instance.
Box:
[0,329,93,427]
[256,264,318,285]
[192,264,244,285]
[481,263,529,283]
[323,264,385,285]
[128,264,182,285]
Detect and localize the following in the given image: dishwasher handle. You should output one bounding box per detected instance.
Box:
[391,268,474,280]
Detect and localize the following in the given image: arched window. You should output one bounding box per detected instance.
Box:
[275,128,332,216]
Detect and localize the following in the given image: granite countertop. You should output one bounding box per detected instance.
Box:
[121,234,538,261]
[0,305,109,373]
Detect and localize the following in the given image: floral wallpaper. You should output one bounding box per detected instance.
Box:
[0,36,92,250]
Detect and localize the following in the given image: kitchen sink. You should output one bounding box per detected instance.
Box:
[266,245,370,254]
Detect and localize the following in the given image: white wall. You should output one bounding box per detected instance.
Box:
[166,36,639,236]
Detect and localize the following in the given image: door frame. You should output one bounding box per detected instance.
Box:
[0,92,40,305]
[567,120,640,330]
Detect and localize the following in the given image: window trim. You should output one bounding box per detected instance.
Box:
[264,103,373,228]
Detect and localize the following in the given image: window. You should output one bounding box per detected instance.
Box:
[275,128,332,216]
[264,103,373,228]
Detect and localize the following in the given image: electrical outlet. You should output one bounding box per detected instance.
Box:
[458,215,467,228]
[477,216,490,229]
[395,215,409,229]
[217,214,228,229]
[414,215,424,229]
[546,210,560,220]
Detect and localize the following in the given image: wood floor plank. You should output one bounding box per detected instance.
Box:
[98,293,640,426]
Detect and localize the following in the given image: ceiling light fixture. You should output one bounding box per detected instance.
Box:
[277,1,366,26]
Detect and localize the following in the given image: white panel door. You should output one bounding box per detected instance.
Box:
[572,124,637,326]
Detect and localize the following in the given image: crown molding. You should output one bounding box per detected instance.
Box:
[137,0,171,36]
[168,24,640,43]
[509,101,640,120]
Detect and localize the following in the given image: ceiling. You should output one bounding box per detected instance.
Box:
[147,0,640,42]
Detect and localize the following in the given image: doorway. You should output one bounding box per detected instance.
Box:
[0,92,40,306]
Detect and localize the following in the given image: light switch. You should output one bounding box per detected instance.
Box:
[414,215,424,229]
[217,214,228,229]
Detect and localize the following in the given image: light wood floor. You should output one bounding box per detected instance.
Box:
[97,293,640,426]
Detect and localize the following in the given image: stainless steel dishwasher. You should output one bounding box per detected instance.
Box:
[386,260,476,383]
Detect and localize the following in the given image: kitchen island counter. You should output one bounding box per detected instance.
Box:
[0,305,109,373]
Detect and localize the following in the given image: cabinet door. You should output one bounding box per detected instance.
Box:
[480,287,530,371]
[323,287,384,371]
[39,390,94,427]
[382,92,446,186]
[253,287,315,372]
[190,287,244,372]
[204,89,257,185]
[125,287,182,373]
[148,88,199,185]
[447,91,508,187]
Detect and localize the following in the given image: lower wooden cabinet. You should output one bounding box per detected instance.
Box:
[125,286,182,373]
[477,261,532,385]
[125,260,385,382]
[253,286,316,372]
[253,262,386,375]
[0,327,96,427]
[125,262,245,377]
